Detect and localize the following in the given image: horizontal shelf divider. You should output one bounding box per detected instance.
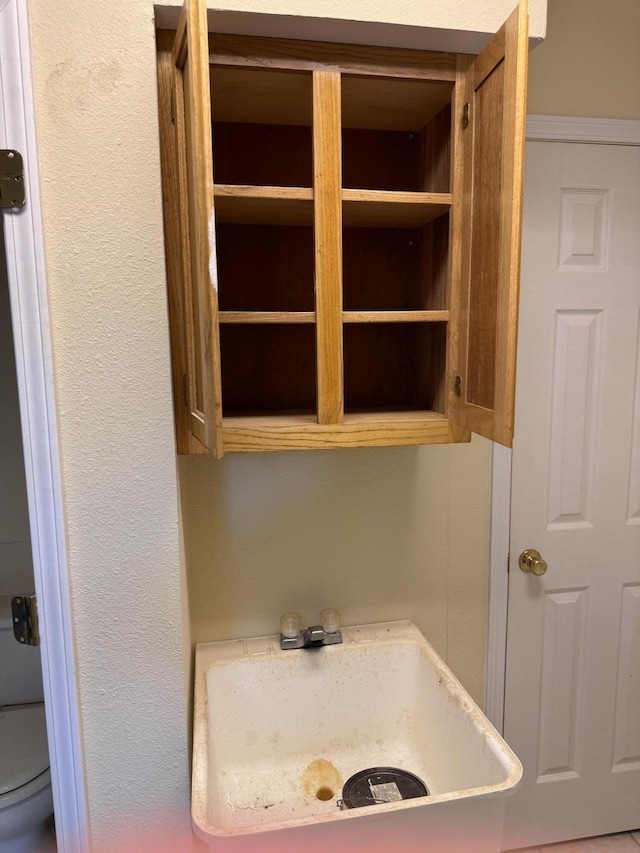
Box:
[342,189,451,228]
[219,311,316,324]
[212,186,451,227]
[218,310,448,324]
[214,185,314,225]
[215,185,313,200]
[342,310,449,323]
[222,411,453,452]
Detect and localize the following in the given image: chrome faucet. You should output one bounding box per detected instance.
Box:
[280,609,342,650]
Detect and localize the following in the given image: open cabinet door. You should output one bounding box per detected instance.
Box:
[456,1,528,448]
[172,0,223,456]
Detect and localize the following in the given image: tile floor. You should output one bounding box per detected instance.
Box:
[507,831,640,852]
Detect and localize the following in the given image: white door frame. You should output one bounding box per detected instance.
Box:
[0,0,89,850]
[485,114,640,734]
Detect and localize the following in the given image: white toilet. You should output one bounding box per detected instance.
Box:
[0,596,53,853]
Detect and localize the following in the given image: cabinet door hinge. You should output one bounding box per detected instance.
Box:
[0,150,26,209]
[11,595,40,646]
[454,375,462,397]
[171,83,177,124]
[462,103,470,130]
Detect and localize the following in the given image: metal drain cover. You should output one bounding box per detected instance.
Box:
[338,767,429,810]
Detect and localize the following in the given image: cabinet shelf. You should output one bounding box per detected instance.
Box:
[214,185,314,225]
[218,310,449,324]
[341,76,453,193]
[211,67,313,187]
[221,410,452,453]
[220,324,316,416]
[219,312,315,324]
[343,322,447,414]
[342,190,451,227]
[342,311,448,323]
[213,186,450,228]
[343,220,449,312]
[216,222,314,312]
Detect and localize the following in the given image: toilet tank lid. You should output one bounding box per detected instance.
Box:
[0,704,49,795]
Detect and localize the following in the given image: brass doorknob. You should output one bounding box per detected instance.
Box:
[519,549,548,576]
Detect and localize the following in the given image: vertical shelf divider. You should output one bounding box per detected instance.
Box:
[313,70,344,424]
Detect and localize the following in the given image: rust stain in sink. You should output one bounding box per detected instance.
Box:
[303,758,342,802]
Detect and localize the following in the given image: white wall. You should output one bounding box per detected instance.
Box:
[25,0,542,841]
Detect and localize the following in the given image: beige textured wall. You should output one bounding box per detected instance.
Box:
[25,0,533,837]
[27,0,190,839]
[528,0,640,119]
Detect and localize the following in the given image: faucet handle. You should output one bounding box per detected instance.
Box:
[320,608,340,635]
[280,611,301,639]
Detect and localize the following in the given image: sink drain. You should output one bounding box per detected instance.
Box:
[303,758,342,802]
[316,786,334,801]
[337,767,428,810]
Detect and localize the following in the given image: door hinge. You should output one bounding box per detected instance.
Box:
[454,375,462,397]
[11,595,40,647]
[0,150,26,209]
[170,83,176,124]
[462,103,470,130]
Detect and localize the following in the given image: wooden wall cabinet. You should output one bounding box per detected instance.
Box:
[156,0,528,457]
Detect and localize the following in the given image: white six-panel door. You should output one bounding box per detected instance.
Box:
[502,141,640,849]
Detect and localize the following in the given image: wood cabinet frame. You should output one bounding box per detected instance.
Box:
[156,0,528,456]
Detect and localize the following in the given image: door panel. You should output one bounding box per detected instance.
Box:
[173,0,224,456]
[456,1,528,447]
[503,141,640,849]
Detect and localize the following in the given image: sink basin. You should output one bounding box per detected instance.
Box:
[192,620,522,852]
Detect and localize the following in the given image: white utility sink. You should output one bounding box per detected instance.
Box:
[192,620,522,853]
